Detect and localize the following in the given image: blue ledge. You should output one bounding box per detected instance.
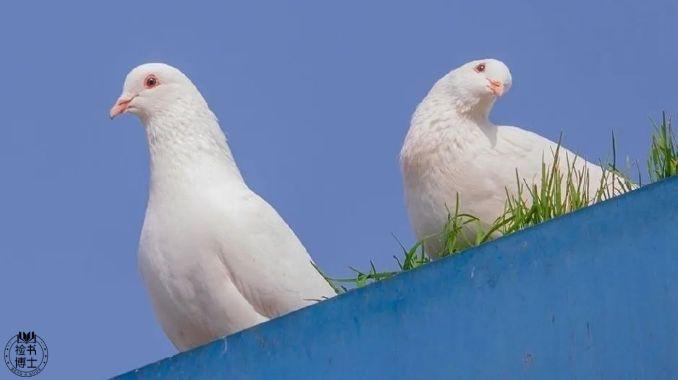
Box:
[114,177,678,380]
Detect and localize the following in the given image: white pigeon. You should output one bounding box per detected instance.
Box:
[110,63,336,351]
[400,58,619,258]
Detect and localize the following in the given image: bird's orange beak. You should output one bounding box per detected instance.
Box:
[487,79,505,97]
[109,94,136,119]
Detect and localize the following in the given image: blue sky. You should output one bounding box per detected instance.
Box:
[0,1,675,378]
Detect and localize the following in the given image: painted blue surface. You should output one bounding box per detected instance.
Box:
[114,177,678,380]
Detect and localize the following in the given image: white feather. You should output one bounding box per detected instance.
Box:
[401,59,614,257]
[114,63,335,351]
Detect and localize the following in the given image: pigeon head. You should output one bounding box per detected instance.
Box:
[435,58,512,116]
[110,63,202,120]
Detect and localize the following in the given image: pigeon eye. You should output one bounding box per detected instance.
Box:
[144,75,159,89]
[474,64,486,73]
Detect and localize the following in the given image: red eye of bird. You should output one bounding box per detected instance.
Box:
[144,75,159,89]
[474,63,486,73]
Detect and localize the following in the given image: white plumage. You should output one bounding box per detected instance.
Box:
[401,59,615,257]
[110,63,335,351]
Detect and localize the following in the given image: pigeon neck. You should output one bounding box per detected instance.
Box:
[452,95,494,125]
[143,103,244,192]
[460,107,491,125]
[426,91,494,126]
[430,78,495,124]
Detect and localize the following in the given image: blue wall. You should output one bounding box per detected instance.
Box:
[115,177,678,380]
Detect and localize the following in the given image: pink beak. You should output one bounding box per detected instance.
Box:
[109,94,136,119]
[487,79,505,97]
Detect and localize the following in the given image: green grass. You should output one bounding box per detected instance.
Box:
[324,113,677,292]
[648,112,678,181]
[497,137,636,236]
